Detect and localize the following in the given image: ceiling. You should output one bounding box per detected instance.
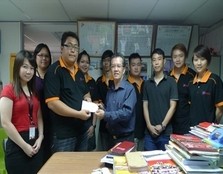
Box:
[1,0,223,58]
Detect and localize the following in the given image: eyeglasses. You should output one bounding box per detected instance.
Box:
[63,44,79,51]
[37,54,50,59]
[111,64,124,69]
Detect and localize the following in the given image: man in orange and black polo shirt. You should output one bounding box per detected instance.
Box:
[44,31,91,152]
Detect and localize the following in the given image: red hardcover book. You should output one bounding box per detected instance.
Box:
[170,134,218,155]
[109,141,135,156]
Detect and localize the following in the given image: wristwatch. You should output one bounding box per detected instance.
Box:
[161,123,166,131]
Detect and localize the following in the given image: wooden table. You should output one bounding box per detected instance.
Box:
[37,151,108,174]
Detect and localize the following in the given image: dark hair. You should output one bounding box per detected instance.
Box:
[128,53,141,64]
[13,50,36,96]
[101,50,113,61]
[61,31,79,46]
[33,43,52,67]
[193,45,211,65]
[151,48,165,58]
[111,53,126,67]
[171,43,188,58]
[77,50,90,64]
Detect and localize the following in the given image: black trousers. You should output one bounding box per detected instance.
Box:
[5,131,43,174]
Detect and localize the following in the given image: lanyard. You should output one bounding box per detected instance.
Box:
[21,87,34,125]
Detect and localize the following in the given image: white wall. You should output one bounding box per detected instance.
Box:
[200,23,223,79]
[0,22,22,85]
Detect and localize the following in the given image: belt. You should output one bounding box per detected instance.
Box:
[112,132,133,140]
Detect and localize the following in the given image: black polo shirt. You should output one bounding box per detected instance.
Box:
[170,66,196,134]
[143,75,178,135]
[44,57,89,139]
[189,70,223,126]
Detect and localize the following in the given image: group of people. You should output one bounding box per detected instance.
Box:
[0,31,223,174]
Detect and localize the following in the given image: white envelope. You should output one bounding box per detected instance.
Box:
[81,100,98,113]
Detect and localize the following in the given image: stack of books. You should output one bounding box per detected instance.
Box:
[189,122,222,139]
[166,133,223,173]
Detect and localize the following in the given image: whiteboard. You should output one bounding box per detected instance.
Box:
[117,24,153,56]
[78,21,116,57]
[155,25,192,56]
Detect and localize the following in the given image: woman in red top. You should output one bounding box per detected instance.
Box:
[0,50,44,174]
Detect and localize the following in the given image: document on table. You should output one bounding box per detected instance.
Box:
[81,100,98,113]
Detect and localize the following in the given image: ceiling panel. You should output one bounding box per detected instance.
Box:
[185,0,223,27]
[109,0,157,20]
[0,0,30,21]
[10,0,69,21]
[61,0,108,20]
[148,0,206,23]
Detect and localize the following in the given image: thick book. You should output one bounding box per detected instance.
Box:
[125,152,148,173]
[165,144,216,167]
[168,141,219,161]
[109,141,135,156]
[113,156,149,174]
[170,134,218,155]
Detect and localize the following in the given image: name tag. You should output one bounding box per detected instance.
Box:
[29,125,36,140]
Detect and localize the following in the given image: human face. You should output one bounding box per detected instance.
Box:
[102,57,111,73]
[20,58,35,85]
[129,58,142,77]
[111,57,125,81]
[36,47,50,71]
[152,53,165,73]
[172,49,185,69]
[61,36,79,67]
[193,54,208,75]
[78,55,90,74]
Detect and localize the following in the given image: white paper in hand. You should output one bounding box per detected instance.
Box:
[81,100,98,113]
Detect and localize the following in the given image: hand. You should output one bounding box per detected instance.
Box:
[97,103,105,110]
[155,124,163,134]
[87,126,94,138]
[95,109,105,120]
[147,125,159,137]
[32,135,43,152]
[22,143,37,157]
[78,110,91,120]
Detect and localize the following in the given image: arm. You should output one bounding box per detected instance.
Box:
[83,92,92,102]
[163,100,177,125]
[143,100,159,136]
[0,97,36,157]
[215,106,223,123]
[33,107,44,151]
[47,99,90,120]
[156,100,177,133]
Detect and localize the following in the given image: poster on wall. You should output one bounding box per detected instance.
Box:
[155,25,192,56]
[117,24,153,56]
[78,21,116,57]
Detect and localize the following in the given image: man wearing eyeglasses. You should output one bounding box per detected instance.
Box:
[95,54,137,149]
[44,31,91,152]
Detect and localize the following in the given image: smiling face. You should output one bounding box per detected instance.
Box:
[193,54,208,75]
[172,49,186,69]
[78,54,90,74]
[111,56,125,82]
[19,58,35,85]
[151,53,165,73]
[36,47,51,71]
[61,36,79,67]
